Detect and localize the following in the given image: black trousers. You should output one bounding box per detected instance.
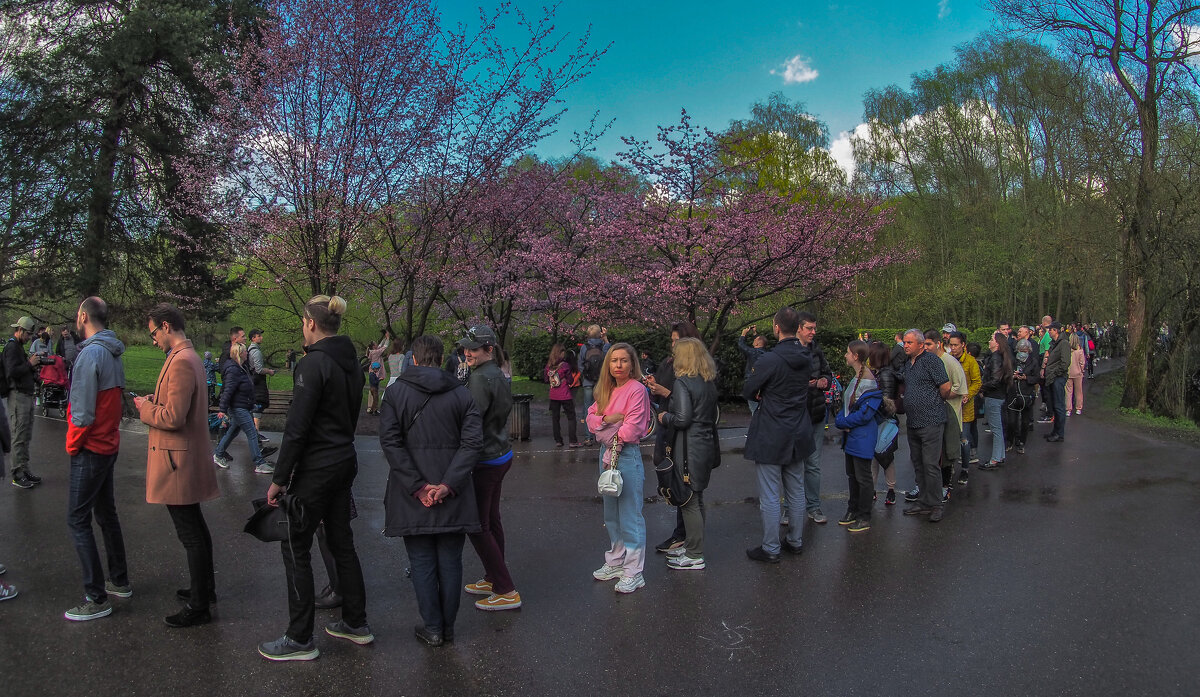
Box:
[549,399,578,443]
[166,503,214,611]
[281,461,367,642]
[845,453,874,521]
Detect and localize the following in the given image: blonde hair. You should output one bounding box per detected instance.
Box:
[304,294,347,333]
[230,342,248,363]
[593,342,642,413]
[1068,332,1080,350]
[672,338,716,381]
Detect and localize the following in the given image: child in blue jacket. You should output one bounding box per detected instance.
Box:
[834,340,883,533]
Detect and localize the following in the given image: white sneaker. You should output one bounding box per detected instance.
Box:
[254,462,275,474]
[665,546,688,557]
[213,453,231,469]
[592,564,623,581]
[666,555,705,571]
[614,574,645,593]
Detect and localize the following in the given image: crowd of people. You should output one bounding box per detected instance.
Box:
[0,295,1116,657]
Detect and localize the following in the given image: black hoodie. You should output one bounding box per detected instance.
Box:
[742,337,816,464]
[379,365,483,537]
[273,335,363,486]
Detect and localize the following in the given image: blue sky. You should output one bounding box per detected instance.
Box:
[440,1,997,171]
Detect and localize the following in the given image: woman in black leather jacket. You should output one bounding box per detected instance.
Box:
[657,338,719,571]
[979,333,1014,469]
[867,342,899,505]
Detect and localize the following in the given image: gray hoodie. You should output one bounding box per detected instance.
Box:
[69,329,126,428]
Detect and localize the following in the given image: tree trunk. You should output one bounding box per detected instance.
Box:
[1120,93,1158,411]
[80,97,127,297]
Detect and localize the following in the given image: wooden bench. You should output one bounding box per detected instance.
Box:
[209,390,293,415]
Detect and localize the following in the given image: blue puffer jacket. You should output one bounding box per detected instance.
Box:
[834,387,884,460]
[219,360,255,413]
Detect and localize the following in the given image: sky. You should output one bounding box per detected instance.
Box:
[439,1,999,176]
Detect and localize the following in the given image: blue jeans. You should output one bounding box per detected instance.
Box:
[601,444,646,577]
[583,385,596,440]
[984,397,1006,463]
[68,450,128,602]
[756,460,805,554]
[215,407,265,464]
[1050,377,1067,437]
[801,426,823,512]
[404,533,465,635]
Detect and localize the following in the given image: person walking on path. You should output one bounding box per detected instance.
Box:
[899,329,954,522]
[63,297,131,622]
[4,316,44,488]
[458,326,521,611]
[587,343,653,592]
[742,307,816,562]
[247,329,276,438]
[258,295,372,661]
[1043,322,1071,443]
[134,304,220,628]
[545,343,581,447]
[380,335,483,647]
[213,343,277,474]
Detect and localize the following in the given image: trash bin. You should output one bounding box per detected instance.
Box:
[510,394,533,441]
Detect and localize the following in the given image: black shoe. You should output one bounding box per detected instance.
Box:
[165,606,212,628]
[443,627,455,643]
[176,588,217,605]
[782,541,804,555]
[903,504,931,516]
[1045,435,1063,443]
[261,445,279,458]
[414,625,444,647]
[929,507,945,523]
[314,586,342,610]
[745,546,780,564]
[655,536,685,553]
[885,489,896,506]
[11,474,34,489]
[979,461,1002,471]
[838,511,856,526]
[956,470,969,486]
[1016,443,1025,455]
[24,472,42,484]
[903,487,920,502]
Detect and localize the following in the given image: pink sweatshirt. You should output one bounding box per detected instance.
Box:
[586,380,652,444]
[1069,348,1086,378]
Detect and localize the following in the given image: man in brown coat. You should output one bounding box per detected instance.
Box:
[134,303,220,628]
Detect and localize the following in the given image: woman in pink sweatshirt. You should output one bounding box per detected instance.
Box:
[1064,332,1086,415]
[586,342,652,594]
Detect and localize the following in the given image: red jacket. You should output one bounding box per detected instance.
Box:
[66,387,123,456]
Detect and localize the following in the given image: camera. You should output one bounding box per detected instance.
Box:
[36,353,55,366]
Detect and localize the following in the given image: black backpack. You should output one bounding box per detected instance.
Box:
[582,344,604,383]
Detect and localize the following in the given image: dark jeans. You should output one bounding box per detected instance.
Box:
[1050,377,1067,438]
[907,423,945,510]
[68,450,128,603]
[405,533,465,635]
[166,503,214,611]
[282,461,368,642]
[215,407,265,465]
[845,453,874,521]
[549,399,578,444]
[468,463,515,595]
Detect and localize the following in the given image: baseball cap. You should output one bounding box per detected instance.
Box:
[10,316,35,332]
[941,322,957,334]
[457,325,498,350]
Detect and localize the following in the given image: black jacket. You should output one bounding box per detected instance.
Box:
[466,360,512,462]
[219,361,255,413]
[890,343,907,373]
[3,337,37,395]
[737,335,766,380]
[980,351,1011,400]
[273,335,363,486]
[742,338,815,465]
[803,339,834,423]
[1044,336,1071,382]
[1009,353,1041,402]
[380,365,482,537]
[660,375,720,492]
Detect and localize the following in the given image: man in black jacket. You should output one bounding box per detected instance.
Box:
[796,312,833,524]
[742,307,815,563]
[260,296,371,661]
[5,316,43,488]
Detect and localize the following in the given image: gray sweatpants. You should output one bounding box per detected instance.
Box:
[8,391,33,477]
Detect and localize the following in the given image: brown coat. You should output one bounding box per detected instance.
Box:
[138,340,220,505]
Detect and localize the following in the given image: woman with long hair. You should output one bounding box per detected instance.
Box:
[213,342,277,473]
[834,340,882,532]
[979,332,1014,470]
[866,341,898,505]
[1064,332,1086,415]
[657,338,719,570]
[545,343,581,447]
[365,340,387,414]
[586,343,652,594]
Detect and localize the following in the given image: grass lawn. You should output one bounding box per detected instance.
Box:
[122,344,295,395]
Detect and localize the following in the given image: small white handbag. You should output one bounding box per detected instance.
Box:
[598,433,624,497]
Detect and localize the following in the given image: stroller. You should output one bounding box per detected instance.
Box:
[38,355,70,418]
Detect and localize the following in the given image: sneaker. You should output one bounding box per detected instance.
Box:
[1037,417,1054,424]
[838,511,856,526]
[258,434,272,444]
[593,564,624,581]
[654,536,685,553]
[213,453,231,469]
[0,562,6,575]
[165,606,212,628]
[64,598,112,621]
[665,546,688,557]
[666,555,706,570]
[885,489,896,506]
[261,445,279,458]
[11,474,34,489]
[25,472,42,484]
[464,579,493,596]
[475,591,522,610]
[979,460,1002,471]
[1075,409,1082,415]
[956,470,969,486]
[254,462,275,474]
[941,487,950,503]
[614,574,645,594]
[1016,444,1025,455]
[104,580,133,598]
[968,451,979,464]
[808,510,828,524]
[848,518,871,533]
[259,635,319,661]
[904,486,920,503]
[568,442,584,448]
[325,620,375,645]
[0,582,16,601]
[746,546,781,563]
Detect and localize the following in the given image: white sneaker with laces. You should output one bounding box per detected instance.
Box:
[614,574,645,593]
[592,564,623,581]
[666,555,706,571]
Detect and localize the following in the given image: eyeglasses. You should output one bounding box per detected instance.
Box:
[150,325,163,341]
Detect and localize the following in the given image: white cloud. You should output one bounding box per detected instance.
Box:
[938,0,950,20]
[772,55,819,84]
[829,123,870,181]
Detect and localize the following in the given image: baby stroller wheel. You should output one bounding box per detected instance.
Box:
[57,406,66,419]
